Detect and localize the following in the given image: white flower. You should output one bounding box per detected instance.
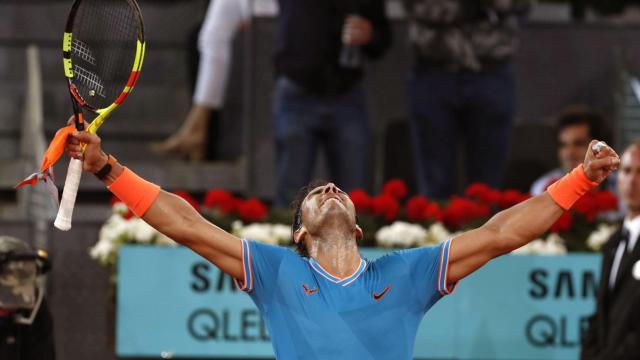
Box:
[89,238,114,263]
[98,214,131,243]
[155,233,178,246]
[375,221,427,248]
[587,223,618,251]
[91,214,131,265]
[233,223,292,245]
[512,234,567,255]
[272,224,293,245]
[231,220,243,233]
[112,202,129,216]
[128,218,157,244]
[426,222,451,245]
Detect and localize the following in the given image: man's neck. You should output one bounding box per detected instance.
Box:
[306,227,360,279]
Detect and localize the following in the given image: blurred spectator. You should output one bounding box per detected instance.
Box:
[581,142,640,359]
[0,236,54,360]
[272,0,391,206]
[152,0,249,161]
[152,0,391,208]
[531,106,608,195]
[403,0,531,200]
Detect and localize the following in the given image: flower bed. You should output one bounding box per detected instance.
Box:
[91,180,621,265]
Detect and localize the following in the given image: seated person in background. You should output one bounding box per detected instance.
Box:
[0,236,54,360]
[531,106,608,195]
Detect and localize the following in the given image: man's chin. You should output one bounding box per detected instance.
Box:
[319,202,352,221]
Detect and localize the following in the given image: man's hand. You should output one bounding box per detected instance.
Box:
[583,140,620,183]
[66,129,107,173]
[343,15,373,46]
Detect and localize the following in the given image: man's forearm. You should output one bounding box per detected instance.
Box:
[483,193,563,255]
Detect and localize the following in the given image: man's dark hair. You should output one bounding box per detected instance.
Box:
[290,179,330,257]
[556,106,607,143]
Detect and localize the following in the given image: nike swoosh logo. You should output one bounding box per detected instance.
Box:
[372,284,392,301]
[302,284,318,296]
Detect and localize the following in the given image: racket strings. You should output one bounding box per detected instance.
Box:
[70,0,140,109]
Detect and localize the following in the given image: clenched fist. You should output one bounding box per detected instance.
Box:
[583,140,620,183]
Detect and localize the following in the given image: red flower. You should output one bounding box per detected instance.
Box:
[203,189,237,213]
[406,195,429,221]
[574,192,598,222]
[406,195,442,222]
[573,190,619,222]
[237,198,268,222]
[442,196,489,229]
[499,189,530,209]
[349,189,373,214]
[465,183,501,205]
[173,190,201,213]
[372,194,400,221]
[595,191,618,212]
[424,202,442,222]
[382,179,408,200]
[550,211,573,233]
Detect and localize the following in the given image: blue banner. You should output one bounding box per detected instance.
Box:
[117,246,600,359]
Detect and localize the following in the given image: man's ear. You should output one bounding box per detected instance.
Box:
[294,227,307,244]
[354,225,363,242]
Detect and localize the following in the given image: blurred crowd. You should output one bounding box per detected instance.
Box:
[152,0,626,208]
[6,1,640,359]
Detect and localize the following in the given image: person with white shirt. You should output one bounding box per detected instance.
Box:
[152,0,250,160]
[581,141,640,360]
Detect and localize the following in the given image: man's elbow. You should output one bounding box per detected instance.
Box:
[495,232,531,256]
[486,230,521,258]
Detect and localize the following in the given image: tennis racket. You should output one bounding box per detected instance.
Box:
[54,0,145,231]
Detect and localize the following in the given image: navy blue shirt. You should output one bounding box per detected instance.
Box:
[274,0,391,95]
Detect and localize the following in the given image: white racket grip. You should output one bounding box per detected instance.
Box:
[54,158,83,231]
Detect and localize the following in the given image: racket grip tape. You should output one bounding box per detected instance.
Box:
[54,158,83,231]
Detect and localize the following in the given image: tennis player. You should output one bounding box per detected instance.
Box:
[67,131,619,359]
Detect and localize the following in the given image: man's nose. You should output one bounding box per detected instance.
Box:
[323,183,338,194]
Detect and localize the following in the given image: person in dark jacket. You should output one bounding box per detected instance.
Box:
[581,142,640,359]
[0,236,54,360]
[403,0,530,199]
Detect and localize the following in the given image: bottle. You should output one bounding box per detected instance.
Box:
[339,14,362,69]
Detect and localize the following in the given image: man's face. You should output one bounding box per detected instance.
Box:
[300,183,357,232]
[558,124,591,172]
[617,146,640,214]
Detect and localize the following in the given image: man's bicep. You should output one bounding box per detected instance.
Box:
[447,227,503,283]
[182,219,244,280]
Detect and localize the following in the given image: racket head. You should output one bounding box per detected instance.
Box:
[62,0,145,116]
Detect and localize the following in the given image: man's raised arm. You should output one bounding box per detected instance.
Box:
[67,131,243,279]
[447,140,620,284]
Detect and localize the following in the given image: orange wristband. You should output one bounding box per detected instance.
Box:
[107,167,160,217]
[547,165,598,210]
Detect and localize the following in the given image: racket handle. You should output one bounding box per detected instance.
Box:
[54,158,83,231]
